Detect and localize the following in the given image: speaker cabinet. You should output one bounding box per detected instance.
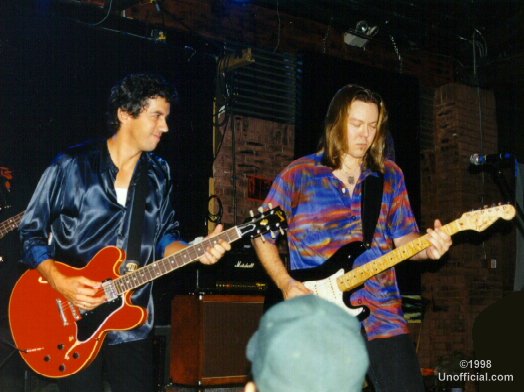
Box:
[170,294,264,386]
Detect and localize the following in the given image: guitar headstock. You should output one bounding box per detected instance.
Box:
[458,204,516,232]
[238,206,288,239]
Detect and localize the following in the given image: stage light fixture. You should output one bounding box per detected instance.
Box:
[343,20,379,48]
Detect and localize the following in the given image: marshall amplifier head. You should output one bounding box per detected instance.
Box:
[171,239,276,295]
[196,241,270,294]
[154,239,286,324]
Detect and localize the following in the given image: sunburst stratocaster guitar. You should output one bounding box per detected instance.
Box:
[266,204,515,320]
[9,207,287,378]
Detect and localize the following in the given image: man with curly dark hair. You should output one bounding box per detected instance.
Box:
[18,73,231,392]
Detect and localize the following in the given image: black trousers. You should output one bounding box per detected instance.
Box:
[366,334,425,392]
[57,337,154,392]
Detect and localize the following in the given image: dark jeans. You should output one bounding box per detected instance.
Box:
[57,337,154,392]
[366,333,425,392]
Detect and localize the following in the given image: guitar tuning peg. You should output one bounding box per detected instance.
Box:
[258,206,264,213]
[268,202,273,209]
[279,227,285,235]
[270,231,277,239]
[249,210,255,217]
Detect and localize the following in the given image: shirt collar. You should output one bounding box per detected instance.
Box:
[99,139,116,174]
[99,139,150,178]
[313,151,380,180]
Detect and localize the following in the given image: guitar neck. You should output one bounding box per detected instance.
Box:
[111,226,242,295]
[337,219,463,292]
[0,211,25,240]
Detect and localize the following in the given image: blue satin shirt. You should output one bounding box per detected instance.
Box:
[19,140,183,344]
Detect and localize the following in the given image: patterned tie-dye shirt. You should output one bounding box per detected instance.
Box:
[263,152,419,340]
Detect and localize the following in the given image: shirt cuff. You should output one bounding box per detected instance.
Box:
[157,233,186,258]
[23,244,54,269]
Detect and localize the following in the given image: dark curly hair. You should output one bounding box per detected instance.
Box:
[106,73,177,135]
[318,84,388,173]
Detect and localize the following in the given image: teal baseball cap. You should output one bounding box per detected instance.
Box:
[246,295,369,392]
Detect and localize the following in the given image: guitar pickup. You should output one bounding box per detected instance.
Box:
[102,280,118,302]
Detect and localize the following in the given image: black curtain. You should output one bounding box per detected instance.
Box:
[0,4,216,239]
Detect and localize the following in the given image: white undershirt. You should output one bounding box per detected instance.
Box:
[115,187,128,206]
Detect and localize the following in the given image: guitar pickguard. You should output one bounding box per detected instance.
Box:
[265,241,370,320]
[303,269,369,319]
[76,296,124,342]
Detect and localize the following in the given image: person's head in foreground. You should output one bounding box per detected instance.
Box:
[245,295,369,392]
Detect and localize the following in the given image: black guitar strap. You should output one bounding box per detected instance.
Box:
[361,173,384,248]
[126,161,148,264]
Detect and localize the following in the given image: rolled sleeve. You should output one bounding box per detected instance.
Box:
[23,242,54,269]
[19,161,64,269]
[157,233,184,258]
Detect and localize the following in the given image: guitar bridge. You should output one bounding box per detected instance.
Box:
[55,299,69,326]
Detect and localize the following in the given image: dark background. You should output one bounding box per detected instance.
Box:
[0,6,217,239]
[299,52,421,217]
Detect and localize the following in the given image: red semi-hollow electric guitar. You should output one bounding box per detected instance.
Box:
[9,207,287,378]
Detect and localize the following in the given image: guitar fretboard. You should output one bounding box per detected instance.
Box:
[0,211,25,239]
[109,227,242,296]
[337,219,463,291]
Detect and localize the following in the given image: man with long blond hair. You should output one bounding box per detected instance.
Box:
[253,84,452,391]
